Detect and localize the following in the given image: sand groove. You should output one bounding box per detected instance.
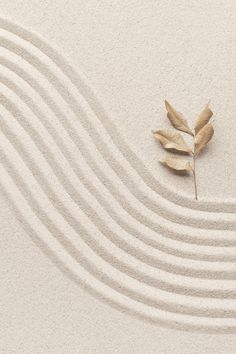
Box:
[0,18,236,332]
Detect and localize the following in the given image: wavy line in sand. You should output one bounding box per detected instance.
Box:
[0,62,235,263]
[0,89,236,281]
[0,42,235,256]
[0,20,234,224]
[0,18,235,213]
[0,102,236,285]
[1,153,236,331]
[2,179,236,334]
[0,19,236,332]
[0,53,236,272]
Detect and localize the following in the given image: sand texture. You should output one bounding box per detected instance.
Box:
[1,1,236,353]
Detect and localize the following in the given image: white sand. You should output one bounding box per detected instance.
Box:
[0,1,236,352]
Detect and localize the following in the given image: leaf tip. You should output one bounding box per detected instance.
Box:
[164,100,170,109]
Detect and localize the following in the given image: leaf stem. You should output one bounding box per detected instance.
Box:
[192,129,198,200]
[192,154,198,200]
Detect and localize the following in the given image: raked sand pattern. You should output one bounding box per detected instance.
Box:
[1,18,236,333]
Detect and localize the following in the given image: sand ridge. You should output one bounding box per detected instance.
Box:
[0,18,236,333]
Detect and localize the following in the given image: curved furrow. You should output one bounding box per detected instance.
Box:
[0,18,236,332]
[0,18,235,214]
[1,181,236,333]
[0,57,233,253]
[1,104,236,293]
[0,68,235,266]
[2,90,236,280]
[1,144,236,326]
[0,32,235,230]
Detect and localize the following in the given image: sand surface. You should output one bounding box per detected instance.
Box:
[0,1,236,352]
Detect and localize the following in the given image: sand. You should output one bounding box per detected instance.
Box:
[0,1,236,353]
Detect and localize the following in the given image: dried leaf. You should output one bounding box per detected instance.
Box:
[194,123,214,155]
[153,130,192,153]
[165,100,193,136]
[194,103,213,134]
[160,156,193,172]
